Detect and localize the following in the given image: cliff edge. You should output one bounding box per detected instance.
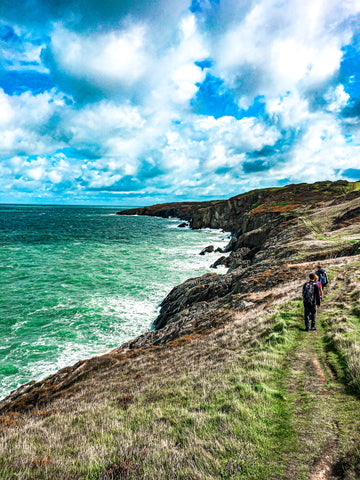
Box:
[1,180,360,480]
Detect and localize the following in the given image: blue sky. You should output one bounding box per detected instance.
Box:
[0,0,360,205]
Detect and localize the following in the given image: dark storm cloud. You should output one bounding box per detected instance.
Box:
[0,0,189,32]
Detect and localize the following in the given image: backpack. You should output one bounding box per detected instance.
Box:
[318,270,327,286]
[303,281,315,305]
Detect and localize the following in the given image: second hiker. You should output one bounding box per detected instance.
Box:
[314,274,324,301]
[315,265,329,291]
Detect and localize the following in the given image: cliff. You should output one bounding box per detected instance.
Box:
[1,180,360,480]
[119,180,360,341]
[117,180,360,233]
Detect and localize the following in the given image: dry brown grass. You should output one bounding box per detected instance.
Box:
[0,279,302,479]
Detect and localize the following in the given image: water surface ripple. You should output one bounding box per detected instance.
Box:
[0,205,228,399]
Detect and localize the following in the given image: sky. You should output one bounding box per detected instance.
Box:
[0,0,360,205]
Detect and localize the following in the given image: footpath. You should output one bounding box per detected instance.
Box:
[276,266,360,480]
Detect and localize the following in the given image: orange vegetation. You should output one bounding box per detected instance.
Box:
[250,203,302,215]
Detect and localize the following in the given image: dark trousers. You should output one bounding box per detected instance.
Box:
[304,303,317,330]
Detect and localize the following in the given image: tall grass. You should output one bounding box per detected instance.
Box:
[0,300,301,480]
[321,263,360,395]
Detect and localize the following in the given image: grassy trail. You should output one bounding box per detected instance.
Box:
[273,269,360,480]
[0,263,359,480]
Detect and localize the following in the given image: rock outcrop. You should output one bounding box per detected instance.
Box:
[1,180,360,415]
[119,180,360,338]
[199,245,214,255]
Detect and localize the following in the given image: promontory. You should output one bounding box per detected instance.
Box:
[1,180,360,480]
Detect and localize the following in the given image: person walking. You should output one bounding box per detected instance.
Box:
[315,265,329,291]
[302,273,321,331]
[314,274,323,301]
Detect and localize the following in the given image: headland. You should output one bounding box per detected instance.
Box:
[1,180,360,479]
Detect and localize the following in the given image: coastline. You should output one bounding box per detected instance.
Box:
[0,214,229,403]
[1,180,360,480]
[3,179,360,408]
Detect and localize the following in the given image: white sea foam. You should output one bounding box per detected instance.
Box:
[0,209,233,400]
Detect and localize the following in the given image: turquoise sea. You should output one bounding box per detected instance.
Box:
[0,205,228,400]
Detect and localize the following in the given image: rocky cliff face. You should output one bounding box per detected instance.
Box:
[1,180,359,415]
[118,180,360,234]
[120,180,360,348]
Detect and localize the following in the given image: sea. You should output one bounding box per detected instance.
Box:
[0,205,229,400]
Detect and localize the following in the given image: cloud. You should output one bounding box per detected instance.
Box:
[0,0,190,34]
[42,24,150,101]
[198,0,356,101]
[0,0,360,204]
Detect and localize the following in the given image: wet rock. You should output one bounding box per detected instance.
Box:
[210,256,228,268]
[199,245,214,255]
[224,237,237,252]
[178,222,188,228]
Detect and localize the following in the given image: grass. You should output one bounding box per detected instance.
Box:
[320,262,360,395]
[1,261,360,478]
[350,181,360,192]
[0,298,303,479]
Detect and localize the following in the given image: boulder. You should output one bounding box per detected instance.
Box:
[199,245,214,255]
[178,222,188,228]
[210,256,228,268]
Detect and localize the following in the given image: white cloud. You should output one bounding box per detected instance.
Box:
[270,113,360,182]
[212,0,355,99]
[0,91,14,124]
[266,91,310,128]
[194,115,280,152]
[49,24,150,90]
[48,170,63,183]
[0,88,66,156]
[1,0,360,203]
[27,165,44,180]
[324,84,350,112]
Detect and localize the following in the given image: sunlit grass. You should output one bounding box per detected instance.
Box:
[1,262,360,479]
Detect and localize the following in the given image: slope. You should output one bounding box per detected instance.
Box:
[0,180,359,479]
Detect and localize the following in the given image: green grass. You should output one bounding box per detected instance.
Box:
[0,302,299,479]
[320,263,360,395]
[1,264,360,479]
[350,181,360,192]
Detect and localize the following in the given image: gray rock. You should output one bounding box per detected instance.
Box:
[199,245,214,255]
[224,237,237,252]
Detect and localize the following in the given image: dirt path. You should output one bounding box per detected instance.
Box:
[283,272,358,480]
[285,333,341,479]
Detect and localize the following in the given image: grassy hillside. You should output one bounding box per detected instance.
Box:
[1,181,360,479]
[1,259,359,479]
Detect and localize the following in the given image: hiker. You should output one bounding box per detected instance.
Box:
[314,274,323,301]
[315,265,329,291]
[302,273,321,332]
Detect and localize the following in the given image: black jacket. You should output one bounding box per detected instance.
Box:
[302,281,321,307]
